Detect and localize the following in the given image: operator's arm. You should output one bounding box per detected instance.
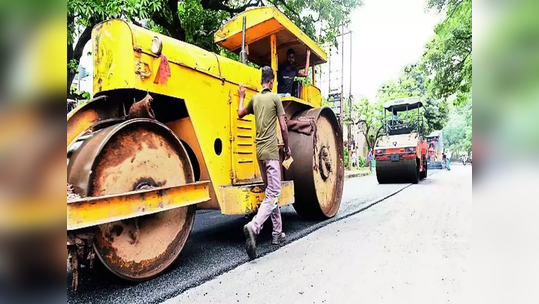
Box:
[275,96,291,159]
[237,85,252,118]
[297,49,311,77]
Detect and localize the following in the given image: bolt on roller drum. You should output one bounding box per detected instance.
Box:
[376,158,419,184]
[67,119,196,280]
[286,107,344,219]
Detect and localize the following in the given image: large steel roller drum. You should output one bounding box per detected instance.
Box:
[286,107,344,219]
[67,119,196,280]
[376,159,419,184]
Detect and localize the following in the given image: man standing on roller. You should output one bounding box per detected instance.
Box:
[277,48,310,97]
[238,66,292,260]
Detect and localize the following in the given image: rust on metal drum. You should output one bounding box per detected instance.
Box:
[67,119,196,280]
[285,107,344,219]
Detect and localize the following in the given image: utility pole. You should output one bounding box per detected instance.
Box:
[340,23,345,128]
[78,66,81,95]
[347,32,353,170]
[327,25,354,171]
[328,46,331,99]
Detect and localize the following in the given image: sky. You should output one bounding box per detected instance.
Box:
[320,0,444,102]
[76,0,443,101]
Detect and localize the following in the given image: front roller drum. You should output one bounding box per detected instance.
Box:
[67,119,196,280]
[376,158,419,184]
[286,107,344,219]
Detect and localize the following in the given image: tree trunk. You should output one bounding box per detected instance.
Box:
[67,25,92,95]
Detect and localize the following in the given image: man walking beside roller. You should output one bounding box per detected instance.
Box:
[238,66,292,260]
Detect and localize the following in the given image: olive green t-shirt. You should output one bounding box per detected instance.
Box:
[244,88,285,160]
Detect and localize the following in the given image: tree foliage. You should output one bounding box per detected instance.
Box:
[443,94,472,154]
[355,97,384,152]
[420,0,472,105]
[67,0,362,94]
[266,0,361,47]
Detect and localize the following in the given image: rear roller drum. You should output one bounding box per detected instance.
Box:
[376,164,390,184]
[286,107,344,219]
[376,158,418,184]
[68,119,196,280]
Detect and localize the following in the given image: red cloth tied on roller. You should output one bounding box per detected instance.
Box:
[154,54,171,84]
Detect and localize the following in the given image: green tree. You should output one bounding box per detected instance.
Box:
[421,0,472,105]
[67,0,362,94]
[375,80,407,102]
[266,0,361,47]
[355,98,384,152]
[443,96,472,154]
[321,97,332,107]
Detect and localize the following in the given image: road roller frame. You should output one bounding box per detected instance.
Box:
[67,7,344,286]
[374,98,428,184]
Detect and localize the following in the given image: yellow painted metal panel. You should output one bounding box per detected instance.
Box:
[270,34,278,93]
[92,21,136,94]
[166,118,220,210]
[92,20,261,95]
[66,107,99,148]
[219,181,294,215]
[231,114,261,184]
[67,182,210,231]
[301,85,322,108]
[213,8,276,51]
[215,7,327,65]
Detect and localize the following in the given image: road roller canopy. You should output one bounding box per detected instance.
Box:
[382,97,425,136]
[383,97,423,113]
[214,7,327,68]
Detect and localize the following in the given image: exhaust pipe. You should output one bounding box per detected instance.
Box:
[240,16,247,64]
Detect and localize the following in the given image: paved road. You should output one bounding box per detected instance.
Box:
[166,165,471,304]
[67,174,426,303]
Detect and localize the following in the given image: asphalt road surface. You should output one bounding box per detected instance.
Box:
[67,170,448,304]
[166,165,471,304]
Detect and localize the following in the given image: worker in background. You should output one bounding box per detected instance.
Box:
[442,152,447,170]
[238,66,291,260]
[277,48,310,97]
[391,110,402,127]
[368,149,373,172]
[446,150,452,170]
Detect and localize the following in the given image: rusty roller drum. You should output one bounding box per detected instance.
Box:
[376,158,419,184]
[286,107,344,219]
[67,118,196,280]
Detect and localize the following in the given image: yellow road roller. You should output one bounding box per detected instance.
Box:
[67,7,344,288]
[374,98,428,184]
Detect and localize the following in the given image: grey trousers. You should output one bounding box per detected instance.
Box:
[248,160,283,236]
